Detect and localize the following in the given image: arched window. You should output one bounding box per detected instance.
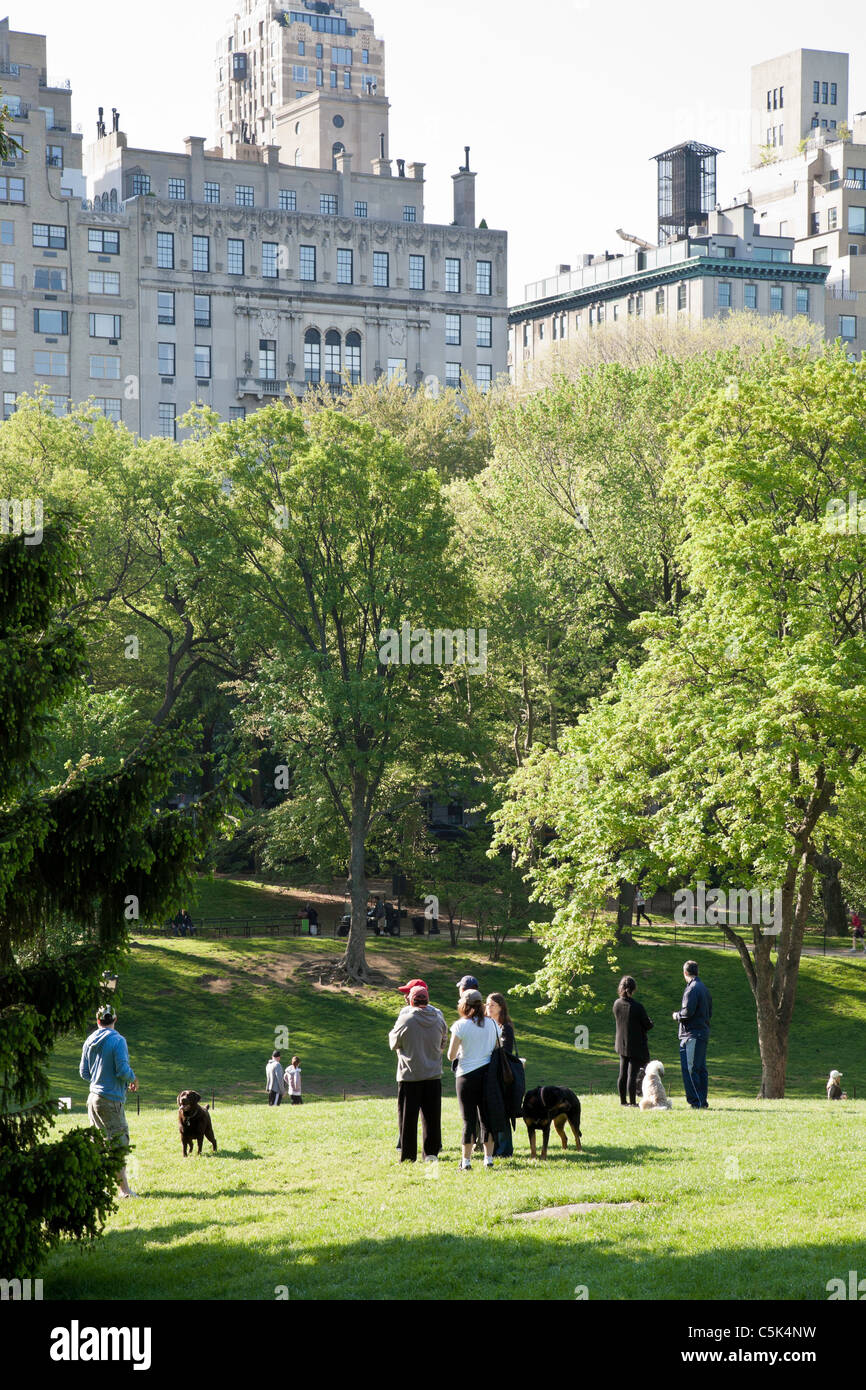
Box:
[109,187,118,209]
[345,331,362,385]
[304,327,321,385]
[332,141,345,171]
[294,148,302,166]
[325,329,341,387]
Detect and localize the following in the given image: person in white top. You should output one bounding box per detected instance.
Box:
[265,1051,284,1106]
[448,990,500,1170]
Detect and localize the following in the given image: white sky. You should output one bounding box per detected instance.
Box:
[15,0,864,298]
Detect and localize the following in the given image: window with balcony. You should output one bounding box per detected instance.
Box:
[168,178,186,200]
[345,330,361,384]
[445,258,461,293]
[227,238,245,274]
[409,254,425,290]
[300,244,316,281]
[192,235,210,272]
[373,251,389,287]
[337,248,353,284]
[262,242,279,278]
[194,294,211,328]
[157,291,175,325]
[235,184,255,207]
[157,232,174,269]
[476,260,492,295]
[34,223,67,249]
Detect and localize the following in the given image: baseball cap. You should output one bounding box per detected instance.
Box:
[398,978,428,995]
[97,1004,117,1023]
[456,975,479,992]
[408,985,429,1006]
[830,1070,843,1079]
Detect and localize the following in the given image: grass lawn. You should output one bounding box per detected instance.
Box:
[41,932,866,1300]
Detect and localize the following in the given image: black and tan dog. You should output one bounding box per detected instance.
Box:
[521,1085,582,1159]
[177,1090,218,1157]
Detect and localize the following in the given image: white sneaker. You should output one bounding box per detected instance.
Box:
[459,1158,472,1171]
[483,1157,495,1169]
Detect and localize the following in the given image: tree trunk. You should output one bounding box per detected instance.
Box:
[615,880,636,946]
[754,988,789,1098]
[340,779,370,981]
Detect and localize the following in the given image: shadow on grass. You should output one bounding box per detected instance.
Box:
[140,1188,286,1201]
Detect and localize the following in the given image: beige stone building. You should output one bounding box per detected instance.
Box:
[2,4,507,438]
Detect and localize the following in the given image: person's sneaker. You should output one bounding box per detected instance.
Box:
[459,1158,472,1171]
[483,1157,495,1169]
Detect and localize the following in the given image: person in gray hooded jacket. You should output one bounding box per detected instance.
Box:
[389,984,448,1162]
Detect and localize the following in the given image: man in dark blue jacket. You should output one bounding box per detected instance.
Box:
[672,961,712,1108]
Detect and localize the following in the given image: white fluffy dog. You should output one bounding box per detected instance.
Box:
[639,1060,672,1110]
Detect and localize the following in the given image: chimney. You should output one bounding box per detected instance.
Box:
[452,146,476,228]
[372,129,392,177]
[396,158,405,177]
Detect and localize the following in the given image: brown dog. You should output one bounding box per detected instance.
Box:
[177,1090,217,1156]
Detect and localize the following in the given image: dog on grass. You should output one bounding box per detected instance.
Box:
[521,1085,582,1159]
[639,1060,672,1110]
[177,1090,218,1156]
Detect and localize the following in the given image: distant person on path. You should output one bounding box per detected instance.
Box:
[389,984,448,1162]
[850,910,864,952]
[827,1069,846,1100]
[633,890,652,928]
[672,961,712,1109]
[180,908,194,936]
[266,1051,284,1106]
[486,993,524,1156]
[286,1056,303,1104]
[448,989,504,1170]
[79,1004,138,1199]
[613,975,653,1106]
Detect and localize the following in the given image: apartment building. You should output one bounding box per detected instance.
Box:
[2,4,507,437]
[745,49,866,359]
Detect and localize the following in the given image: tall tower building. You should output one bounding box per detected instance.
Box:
[654,141,720,244]
[750,49,849,167]
[215,1,389,172]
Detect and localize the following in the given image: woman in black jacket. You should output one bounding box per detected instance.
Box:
[612,975,653,1106]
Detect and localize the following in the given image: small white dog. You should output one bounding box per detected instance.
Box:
[639,1060,672,1110]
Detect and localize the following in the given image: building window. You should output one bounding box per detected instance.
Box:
[89,313,121,339]
[227,238,245,274]
[476,315,492,348]
[445,362,461,390]
[89,270,120,295]
[1,306,15,331]
[33,351,68,375]
[830,82,837,105]
[304,327,321,384]
[828,207,838,230]
[403,206,416,223]
[168,177,186,200]
[158,403,176,439]
[387,357,406,384]
[475,260,492,295]
[33,223,67,249]
[292,65,308,82]
[0,176,25,203]
[810,212,820,235]
[157,291,175,325]
[280,189,297,211]
[354,201,367,218]
[361,49,369,64]
[655,288,665,314]
[192,235,210,272]
[813,81,820,103]
[839,315,857,340]
[445,258,461,293]
[92,397,122,422]
[445,313,461,346]
[316,68,324,86]
[744,283,757,309]
[298,40,305,55]
[229,406,246,421]
[337,248,353,284]
[538,321,545,340]
[262,242,279,278]
[779,86,784,108]
[194,294,211,327]
[0,221,12,246]
[373,251,389,287]
[204,181,220,203]
[822,82,829,105]
[158,342,176,375]
[300,245,316,281]
[813,247,828,265]
[770,285,783,312]
[409,254,425,290]
[88,229,119,254]
[847,168,866,189]
[330,69,337,88]
[343,71,351,90]
[345,330,361,384]
[2,347,15,372]
[157,232,174,269]
[848,207,866,236]
[194,345,211,379]
[235,184,255,207]
[3,391,17,417]
[89,355,121,379]
[46,144,65,169]
[677,282,687,310]
[320,193,338,216]
[476,363,492,394]
[325,329,341,386]
[331,46,352,65]
[795,287,810,314]
[43,395,70,415]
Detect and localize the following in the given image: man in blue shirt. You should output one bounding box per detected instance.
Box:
[79,1004,138,1198]
[672,961,712,1109]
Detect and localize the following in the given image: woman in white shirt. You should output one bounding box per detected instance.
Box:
[448,989,500,1170]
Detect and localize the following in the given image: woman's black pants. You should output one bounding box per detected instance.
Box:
[618,1055,642,1105]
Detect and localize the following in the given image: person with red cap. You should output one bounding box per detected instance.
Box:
[389,981,448,1162]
